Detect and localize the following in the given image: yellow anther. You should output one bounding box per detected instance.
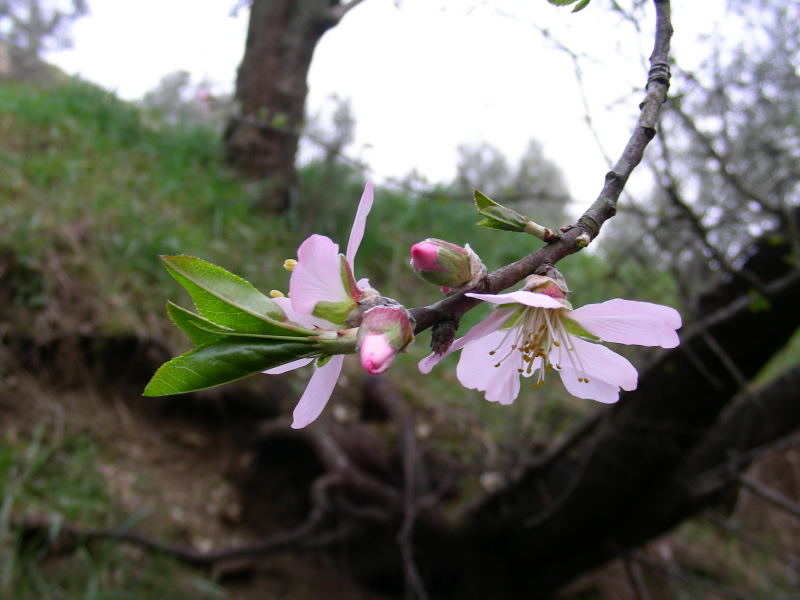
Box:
[283,258,298,271]
[553,340,560,347]
[269,290,285,298]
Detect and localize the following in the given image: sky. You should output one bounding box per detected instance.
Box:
[45,0,726,209]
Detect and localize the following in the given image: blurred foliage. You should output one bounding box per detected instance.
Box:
[0,422,223,599]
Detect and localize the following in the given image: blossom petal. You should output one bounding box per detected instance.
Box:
[345,181,374,266]
[273,293,337,330]
[467,290,566,310]
[554,336,638,394]
[272,297,316,328]
[418,307,515,374]
[558,367,621,404]
[456,328,522,405]
[290,234,348,314]
[263,357,314,375]
[291,355,344,429]
[568,299,681,348]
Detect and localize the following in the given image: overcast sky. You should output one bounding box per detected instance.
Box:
[45,0,725,208]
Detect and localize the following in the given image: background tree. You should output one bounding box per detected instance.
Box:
[0,0,87,81]
[223,0,364,211]
[456,139,571,227]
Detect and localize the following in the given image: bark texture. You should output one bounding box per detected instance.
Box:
[223,0,341,211]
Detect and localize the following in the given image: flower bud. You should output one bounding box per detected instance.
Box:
[410,238,482,290]
[524,272,571,307]
[357,306,414,374]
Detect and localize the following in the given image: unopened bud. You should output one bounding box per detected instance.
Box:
[410,238,484,290]
[524,272,571,305]
[357,306,414,375]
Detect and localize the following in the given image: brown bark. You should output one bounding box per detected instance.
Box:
[223,0,352,211]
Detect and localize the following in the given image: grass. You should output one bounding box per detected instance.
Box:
[0,420,225,599]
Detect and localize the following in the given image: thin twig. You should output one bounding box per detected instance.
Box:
[740,475,800,519]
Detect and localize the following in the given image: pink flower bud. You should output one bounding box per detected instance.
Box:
[357,305,414,375]
[410,241,442,272]
[360,333,395,374]
[524,274,570,301]
[409,238,482,289]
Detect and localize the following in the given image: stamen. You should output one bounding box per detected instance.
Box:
[283,259,297,271]
[269,290,285,298]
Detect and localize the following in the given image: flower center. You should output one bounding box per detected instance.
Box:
[489,307,591,386]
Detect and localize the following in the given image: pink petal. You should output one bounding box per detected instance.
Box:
[263,357,314,375]
[290,234,348,314]
[456,328,522,405]
[291,355,344,429]
[272,297,317,328]
[274,291,338,330]
[554,336,638,392]
[467,290,566,310]
[557,367,621,404]
[345,181,374,266]
[568,299,681,348]
[410,241,443,271]
[418,307,515,374]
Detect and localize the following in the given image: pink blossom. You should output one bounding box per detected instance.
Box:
[419,277,681,405]
[264,182,374,429]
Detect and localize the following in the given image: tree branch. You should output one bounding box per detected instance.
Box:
[410,0,673,335]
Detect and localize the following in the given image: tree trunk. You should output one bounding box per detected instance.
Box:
[223,0,343,211]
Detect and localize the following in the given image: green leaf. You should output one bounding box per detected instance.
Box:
[476,217,523,232]
[143,339,318,396]
[474,190,497,211]
[167,301,235,346]
[572,0,591,12]
[160,255,311,337]
[546,0,591,10]
[474,190,530,232]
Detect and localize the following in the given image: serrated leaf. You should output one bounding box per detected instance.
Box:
[143,339,319,396]
[167,301,235,346]
[160,255,311,337]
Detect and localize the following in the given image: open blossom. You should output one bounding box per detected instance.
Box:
[264,182,374,429]
[419,275,681,405]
